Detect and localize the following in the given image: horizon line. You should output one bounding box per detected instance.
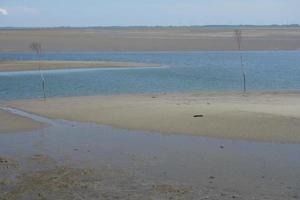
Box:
[0,24,299,30]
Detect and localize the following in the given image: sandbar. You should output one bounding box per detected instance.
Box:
[0,60,159,72]
[6,92,300,143]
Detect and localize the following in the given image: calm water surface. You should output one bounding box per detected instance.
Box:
[0,51,300,100]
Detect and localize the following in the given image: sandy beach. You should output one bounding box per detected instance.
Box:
[6,92,300,143]
[0,60,159,72]
[1,27,300,52]
[0,109,46,133]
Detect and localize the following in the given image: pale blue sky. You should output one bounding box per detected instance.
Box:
[0,0,299,27]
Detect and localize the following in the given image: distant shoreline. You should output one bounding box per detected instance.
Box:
[1,27,300,52]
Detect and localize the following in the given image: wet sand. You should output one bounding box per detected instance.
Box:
[0,109,46,133]
[0,60,159,72]
[6,92,300,143]
[1,27,300,52]
[0,118,299,199]
[1,163,198,200]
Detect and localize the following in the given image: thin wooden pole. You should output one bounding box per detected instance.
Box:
[30,42,46,100]
[235,29,246,93]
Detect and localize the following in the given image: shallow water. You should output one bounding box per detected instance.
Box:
[0,109,300,198]
[1,51,300,100]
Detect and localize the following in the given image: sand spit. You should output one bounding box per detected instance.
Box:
[6,92,300,143]
[1,28,300,52]
[0,60,160,72]
[0,109,46,133]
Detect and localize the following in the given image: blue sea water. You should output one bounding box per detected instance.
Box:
[0,51,300,100]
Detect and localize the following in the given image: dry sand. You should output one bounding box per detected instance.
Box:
[1,27,300,52]
[0,109,46,133]
[6,92,300,143]
[0,60,159,72]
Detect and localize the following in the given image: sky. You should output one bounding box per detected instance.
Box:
[0,0,299,27]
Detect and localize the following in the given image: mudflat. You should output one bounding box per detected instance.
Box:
[1,27,300,52]
[6,92,300,143]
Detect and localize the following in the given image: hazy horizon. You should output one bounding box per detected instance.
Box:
[0,24,300,29]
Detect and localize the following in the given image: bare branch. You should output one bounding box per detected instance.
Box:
[234,29,242,50]
[30,42,42,55]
